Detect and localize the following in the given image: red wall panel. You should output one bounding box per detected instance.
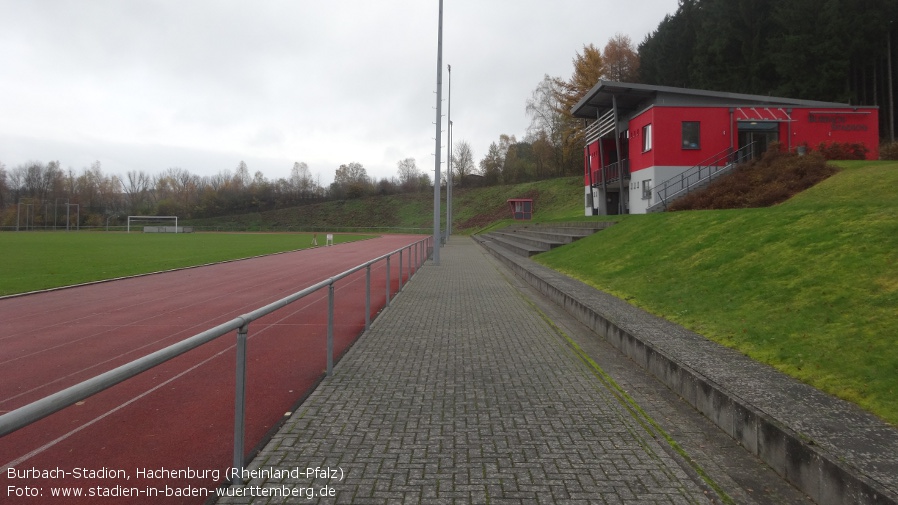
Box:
[629,107,733,172]
[789,108,880,159]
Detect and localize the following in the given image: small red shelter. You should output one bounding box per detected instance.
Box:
[507,198,533,220]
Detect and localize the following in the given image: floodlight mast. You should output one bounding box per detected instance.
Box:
[432,0,444,266]
[446,64,452,243]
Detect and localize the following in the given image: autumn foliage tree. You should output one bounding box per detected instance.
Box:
[602,34,640,82]
[523,44,607,178]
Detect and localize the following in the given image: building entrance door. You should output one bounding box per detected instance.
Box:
[606,191,621,215]
[738,122,780,159]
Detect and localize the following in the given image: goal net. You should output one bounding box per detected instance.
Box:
[127,215,181,233]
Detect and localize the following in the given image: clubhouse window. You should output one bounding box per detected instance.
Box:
[642,124,652,152]
[682,121,700,149]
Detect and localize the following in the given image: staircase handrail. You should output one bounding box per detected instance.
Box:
[654,143,755,209]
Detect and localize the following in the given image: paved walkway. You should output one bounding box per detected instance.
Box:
[218,237,711,504]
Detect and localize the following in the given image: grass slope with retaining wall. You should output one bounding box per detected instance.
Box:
[536,160,898,426]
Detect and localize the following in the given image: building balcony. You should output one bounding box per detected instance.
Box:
[589,159,629,186]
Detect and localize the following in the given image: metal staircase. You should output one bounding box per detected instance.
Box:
[646,143,755,213]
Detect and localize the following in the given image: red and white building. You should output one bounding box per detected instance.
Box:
[571,81,880,215]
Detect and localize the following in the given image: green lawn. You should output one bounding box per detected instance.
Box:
[0,232,372,296]
[536,161,898,426]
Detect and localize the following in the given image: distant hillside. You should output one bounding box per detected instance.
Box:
[184,177,587,234]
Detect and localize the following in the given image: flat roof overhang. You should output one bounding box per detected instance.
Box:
[570,80,861,119]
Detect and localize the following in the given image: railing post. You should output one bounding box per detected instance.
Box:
[365,265,371,331]
[233,322,249,485]
[398,250,403,292]
[385,255,391,307]
[327,282,334,376]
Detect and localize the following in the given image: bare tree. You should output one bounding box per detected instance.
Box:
[20,161,42,199]
[170,167,204,216]
[525,75,565,142]
[7,164,25,202]
[123,170,152,213]
[332,162,370,199]
[452,140,475,186]
[233,161,251,189]
[152,171,173,204]
[528,44,605,176]
[0,161,7,207]
[207,170,231,192]
[45,161,64,202]
[396,157,422,192]
[290,161,316,199]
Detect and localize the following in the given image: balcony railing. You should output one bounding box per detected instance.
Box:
[584,109,617,145]
[590,159,630,186]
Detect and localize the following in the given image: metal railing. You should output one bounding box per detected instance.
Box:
[584,109,617,145]
[590,159,630,186]
[0,236,433,483]
[653,143,755,209]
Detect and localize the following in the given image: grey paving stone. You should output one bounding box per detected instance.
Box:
[217,238,715,504]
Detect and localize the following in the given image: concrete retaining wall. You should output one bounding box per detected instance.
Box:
[475,237,897,505]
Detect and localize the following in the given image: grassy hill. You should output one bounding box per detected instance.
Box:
[536,160,898,425]
[184,177,587,234]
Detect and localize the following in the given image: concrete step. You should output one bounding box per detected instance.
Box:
[505,229,586,244]
[490,230,569,249]
[479,233,549,257]
[476,221,615,258]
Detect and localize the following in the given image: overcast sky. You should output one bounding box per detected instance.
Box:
[0,0,678,186]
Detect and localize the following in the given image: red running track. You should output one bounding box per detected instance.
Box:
[0,234,426,504]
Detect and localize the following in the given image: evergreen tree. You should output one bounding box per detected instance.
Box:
[638,0,698,87]
[769,0,851,101]
[689,0,776,94]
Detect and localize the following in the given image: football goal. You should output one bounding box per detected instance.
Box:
[127,215,185,233]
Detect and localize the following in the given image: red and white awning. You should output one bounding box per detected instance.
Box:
[734,107,793,122]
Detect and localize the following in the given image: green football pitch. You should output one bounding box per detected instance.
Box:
[0,232,372,296]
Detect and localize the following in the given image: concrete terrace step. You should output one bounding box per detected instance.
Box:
[489,230,564,250]
[478,221,614,258]
[474,237,898,505]
[505,229,586,243]
[480,232,550,257]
